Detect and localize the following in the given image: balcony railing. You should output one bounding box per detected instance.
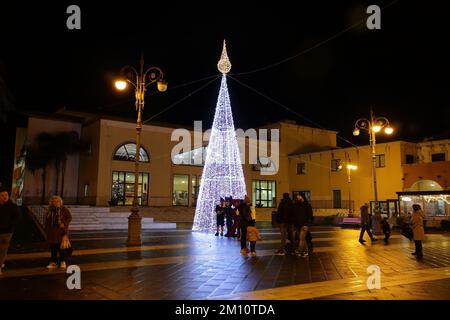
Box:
[310,200,355,210]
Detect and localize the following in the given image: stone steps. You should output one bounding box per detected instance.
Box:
[61,206,175,231]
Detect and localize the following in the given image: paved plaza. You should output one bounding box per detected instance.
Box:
[1,223,450,300]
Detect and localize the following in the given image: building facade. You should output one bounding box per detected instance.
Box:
[12,111,450,223]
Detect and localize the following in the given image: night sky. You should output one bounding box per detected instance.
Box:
[1,0,449,185]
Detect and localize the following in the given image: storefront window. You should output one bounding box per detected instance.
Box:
[252,180,276,208]
[111,171,149,206]
[113,143,149,162]
[173,175,189,206]
[398,192,450,217]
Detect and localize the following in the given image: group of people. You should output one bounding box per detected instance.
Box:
[215,195,261,257]
[274,192,314,257]
[0,186,72,275]
[359,202,426,258]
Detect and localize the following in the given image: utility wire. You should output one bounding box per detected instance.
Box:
[228,75,370,154]
[230,0,400,77]
[142,75,220,124]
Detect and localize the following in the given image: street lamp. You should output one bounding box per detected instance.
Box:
[353,108,393,220]
[114,54,167,246]
[346,163,358,213]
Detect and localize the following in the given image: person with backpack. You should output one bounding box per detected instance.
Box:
[275,193,294,256]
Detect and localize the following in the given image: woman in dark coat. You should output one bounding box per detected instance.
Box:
[44,195,72,269]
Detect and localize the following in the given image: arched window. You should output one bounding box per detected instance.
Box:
[113,143,150,162]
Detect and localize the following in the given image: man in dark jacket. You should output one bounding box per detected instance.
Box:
[238,196,253,255]
[224,197,234,237]
[359,203,376,244]
[0,187,20,274]
[275,193,294,255]
[292,194,313,257]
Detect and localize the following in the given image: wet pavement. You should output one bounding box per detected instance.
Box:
[1,223,450,300]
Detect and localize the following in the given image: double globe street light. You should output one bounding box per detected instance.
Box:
[353,109,393,232]
[114,54,167,246]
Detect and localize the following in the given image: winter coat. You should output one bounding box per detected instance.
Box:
[276,198,294,224]
[237,203,252,227]
[246,226,261,242]
[44,205,72,244]
[0,200,20,234]
[360,205,370,225]
[411,209,425,241]
[292,201,311,227]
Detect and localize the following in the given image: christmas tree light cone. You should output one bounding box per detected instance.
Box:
[192,74,247,232]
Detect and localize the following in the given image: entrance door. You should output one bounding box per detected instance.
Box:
[333,190,342,209]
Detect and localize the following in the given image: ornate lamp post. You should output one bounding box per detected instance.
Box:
[346,163,358,214]
[353,109,393,224]
[114,54,167,246]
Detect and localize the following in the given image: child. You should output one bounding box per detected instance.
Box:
[215,198,225,236]
[246,220,261,257]
[381,217,391,244]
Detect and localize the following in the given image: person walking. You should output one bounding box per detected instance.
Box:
[238,196,253,255]
[0,186,20,275]
[44,195,72,269]
[246,219,261,257]
[359,203,377,244]
[411,204,425,258]
[215,198,225,236]
[274,193,294,256]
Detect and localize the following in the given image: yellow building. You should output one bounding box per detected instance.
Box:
[12,110,450,223]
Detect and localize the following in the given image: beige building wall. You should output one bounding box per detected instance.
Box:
[289,141,404,215]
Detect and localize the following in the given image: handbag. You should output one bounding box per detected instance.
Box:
[401,224,413,240]
[60,236,73,257]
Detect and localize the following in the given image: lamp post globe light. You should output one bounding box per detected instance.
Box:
[114,54,167,246]
[346,163,358,214]
[353,108,393,233]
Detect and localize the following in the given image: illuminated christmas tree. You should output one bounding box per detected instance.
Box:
[192,41,247,232]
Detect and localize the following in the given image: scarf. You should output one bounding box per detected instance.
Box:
[47,205,62,228]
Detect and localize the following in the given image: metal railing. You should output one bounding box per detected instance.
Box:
[310,200,355,210]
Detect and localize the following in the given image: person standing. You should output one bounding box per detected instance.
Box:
[215,198,225,236]
[0,186,20,275]
[411,204,425,258]
[359,203,377,244]
[238,196,253,255]
[292,194,312,257]
[44,195,72,269]
[275,193,294,256]
[246,220,261,257]
[224,197,234,237]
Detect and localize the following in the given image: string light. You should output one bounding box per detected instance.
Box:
[193,44,246,232]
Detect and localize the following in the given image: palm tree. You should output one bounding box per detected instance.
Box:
[57,131,89,197]
[24,133,53,204]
